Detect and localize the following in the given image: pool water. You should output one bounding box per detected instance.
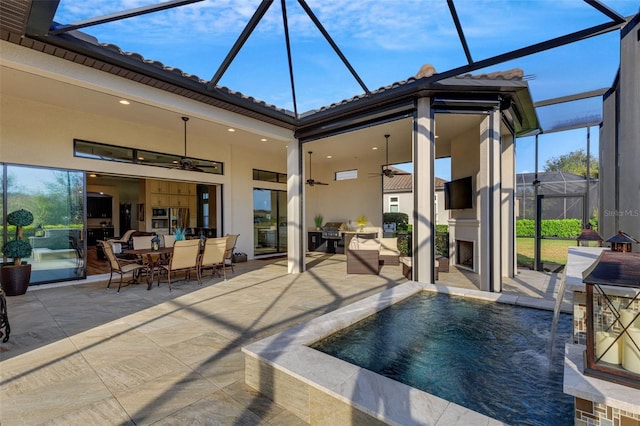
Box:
[311,292,573,426]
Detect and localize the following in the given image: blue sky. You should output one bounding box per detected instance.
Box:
[54,1,638,179]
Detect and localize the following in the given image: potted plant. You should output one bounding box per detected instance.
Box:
[313,214,324,230]
[1,208,34,296]
[355,215,368,232]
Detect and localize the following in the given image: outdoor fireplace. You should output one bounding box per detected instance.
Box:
[456,240,474,270]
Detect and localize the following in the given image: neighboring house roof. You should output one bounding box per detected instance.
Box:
[383,167,447,193]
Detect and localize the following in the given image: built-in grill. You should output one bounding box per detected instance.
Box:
[322,222,345,254]
[322,222,345,239]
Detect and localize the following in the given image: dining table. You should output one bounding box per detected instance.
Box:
[123,246,173,290]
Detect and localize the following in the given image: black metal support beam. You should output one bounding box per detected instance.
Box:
[281,0,299,118]
[297,0,370,95]
[534,88,609,107]
[447,0,473,64]
[48,0,203,35]
[208,0,274,89]
[26,0,61,36]
[422,19,626,84]
[584,0,627,23]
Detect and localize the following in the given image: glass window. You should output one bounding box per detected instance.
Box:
[253,169,286,183]
[336,169,357,180]
[2,165,85,284]
[75,139,223,175]
[75,139,133,163]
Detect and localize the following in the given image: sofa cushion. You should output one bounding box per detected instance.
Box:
[379,237,399,256]
[349,236,380,251]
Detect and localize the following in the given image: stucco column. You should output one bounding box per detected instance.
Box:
[478,110,502,292]
[287,141,304,273]
[413,97,436,283]
[501,131,516,278]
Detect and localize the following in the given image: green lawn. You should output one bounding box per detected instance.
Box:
[516,237,578,270]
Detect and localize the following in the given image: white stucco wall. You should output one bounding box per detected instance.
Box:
[0,88,289,259]
[304,155,383,231]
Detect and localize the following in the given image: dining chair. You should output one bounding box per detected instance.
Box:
[222,233,240,274]
[155,239,201,291]
[100,240,148,293]
[199,236,228,280]
[132,234,159,277]
[132,235,154,250]
[162,234,176,248]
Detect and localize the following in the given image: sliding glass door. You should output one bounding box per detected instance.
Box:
[2,165,85,284]
[253,188,287,255]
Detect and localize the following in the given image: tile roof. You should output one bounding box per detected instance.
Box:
[383,167,447,192]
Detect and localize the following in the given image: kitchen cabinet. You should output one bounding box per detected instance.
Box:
[150,193,170,208]
[148,179,170,194]
[87,227,114,245]
[171,195,190,208]
[308,231,326,252]
[169,181,191,195]
[87,196,112,219]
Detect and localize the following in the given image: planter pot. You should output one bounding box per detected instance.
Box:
[1,264,31,296]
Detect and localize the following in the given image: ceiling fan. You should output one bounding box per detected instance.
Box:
[369,134,410,179]
[175,116,205,172]
[306,151,329,186]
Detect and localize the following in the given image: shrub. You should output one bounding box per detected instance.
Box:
[516,218,590,238]
[2,209,34,265]
[383,212,409,231]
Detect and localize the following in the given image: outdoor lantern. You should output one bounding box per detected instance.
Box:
[577,223,603,247]
[151,235,160,251]
[606,230,639,253]
[582,250,640,389]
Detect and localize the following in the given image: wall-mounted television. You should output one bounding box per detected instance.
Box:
[444,176,473,210]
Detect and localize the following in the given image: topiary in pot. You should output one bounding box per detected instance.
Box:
[1,209,34,296]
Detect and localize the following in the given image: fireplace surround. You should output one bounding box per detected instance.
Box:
[457,240,474,270]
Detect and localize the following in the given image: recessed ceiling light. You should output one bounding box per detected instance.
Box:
[138,156,144,161]
[88,173,97,178]
[172,160,179,164]
[228,128,236,132]
[435,135,439,139]
[326,155,332,159]
[372,147,378,150]
[260,138,268,142]
[119,100,130,105]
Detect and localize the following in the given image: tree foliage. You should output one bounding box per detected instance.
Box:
[544,149,598,178]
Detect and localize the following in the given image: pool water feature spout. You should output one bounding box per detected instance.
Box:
[548,276,567,364]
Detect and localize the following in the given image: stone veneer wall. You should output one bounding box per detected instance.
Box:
[574,398,640,426]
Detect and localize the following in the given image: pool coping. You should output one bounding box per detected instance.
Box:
[243,281,564,425]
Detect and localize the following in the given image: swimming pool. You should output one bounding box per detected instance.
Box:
[243,281,574,424]
[311,292,573,426]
